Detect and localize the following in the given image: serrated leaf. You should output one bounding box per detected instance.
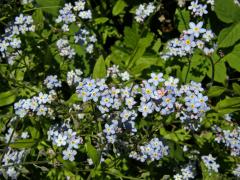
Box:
[215,0,240,23]
[0,90,17,107]
[93,56,106,79]
[218,23,240,48]
[112,0,127,16]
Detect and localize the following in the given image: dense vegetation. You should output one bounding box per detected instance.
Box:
[0,0,240,179]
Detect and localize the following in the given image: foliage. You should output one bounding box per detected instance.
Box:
[0,0,240,179]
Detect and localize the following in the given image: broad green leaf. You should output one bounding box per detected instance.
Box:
[127,32,154,68]
[216,97,240,114]
[207,61,226,84]
[108,45,130,67]
[10,139,36,149]
[112,0,127,16]
[36,0,63,16]
[0,90,17,107]
[207,86,225,97]
[217,23,240,48]
[85,142,100,166]
[182,55,209,83]
[223,43,240,72]
[123,24,141,49]
[93,56,107,79]
[215,0,240,23]
[32,9,44,30]
[131,56,163,74]
[175,9,190,32]
[233,83,240,95]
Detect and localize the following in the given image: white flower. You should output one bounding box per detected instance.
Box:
[21,132,29,139]
[6,167,19,179]
[63,149,77,161]
[188,21,206,37]
[120,71,130,81]
[55,134,67,147]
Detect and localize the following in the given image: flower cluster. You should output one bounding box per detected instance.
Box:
[14,91,56,118]
[188,0,214,17]
[162,21,215,59]
[56,38,76,59]
[0,14,35,64]
[7,14,35,36]
[214,126,240,156]
[107,65,131,81]
[74,28,97,54]
[67,69,83,86]
[135,3,155,23]
[178,81,210,130]
[44,75,62,89]
[75,69,209,131]
[129,138,169,162]
[201,154,220,173]
[173,164,196,180]
[47,122,83,161]
[103,120,119,144]
[55,0,92,32]
[1,148,26,179]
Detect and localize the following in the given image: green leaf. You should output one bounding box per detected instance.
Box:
[0,90,17,107]
[10,139,37,149]
[152,39,161,53]
[65,93,81,105]
[94,17,109,25]
[85,142,100,166]
[127,32,154,68]
[112,0,127,16]
[215,0,240,23]
[93,56,107,79]
[216,97,240,114]
[123,24,141,49]
[182,55,209,83]
[217,23,240,48]
[36,0,63,16]
[175,9,190,32]
[207,86,225,97]
[130,56,163,74]
[32,9,44,30]
[207,61,226,84]
[223,43,240,72]
[233,83,240,95]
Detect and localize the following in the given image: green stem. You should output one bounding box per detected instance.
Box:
[184,57,191,84]
[209,57,215,86]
